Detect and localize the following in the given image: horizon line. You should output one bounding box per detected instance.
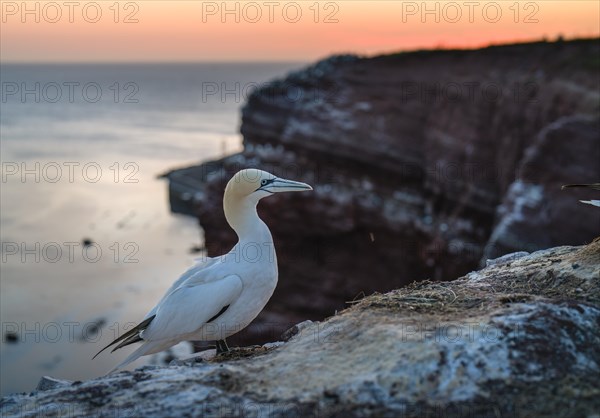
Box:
[2,36,598,65]
[0,59,310,65]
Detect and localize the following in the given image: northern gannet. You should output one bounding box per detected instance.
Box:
[94,169,312,372]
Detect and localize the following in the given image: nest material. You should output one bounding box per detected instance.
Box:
[351,237,600,318]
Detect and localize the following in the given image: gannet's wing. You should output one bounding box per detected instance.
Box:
[143,256,219,319]
[141,274,243,342]
[94,269,236,363]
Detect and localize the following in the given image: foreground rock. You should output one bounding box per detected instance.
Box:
[166,39,600,344]
[3,239,599,417]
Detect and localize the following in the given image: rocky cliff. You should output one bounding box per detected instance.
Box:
[3,240,599,417]
[166,39,600,344]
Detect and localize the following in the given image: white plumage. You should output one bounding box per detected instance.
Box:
[580,200,600,207]
[94,169,312,372]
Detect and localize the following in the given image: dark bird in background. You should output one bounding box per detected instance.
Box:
[562,183,600,207]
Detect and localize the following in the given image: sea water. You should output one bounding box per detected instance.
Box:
[0,62,303,394]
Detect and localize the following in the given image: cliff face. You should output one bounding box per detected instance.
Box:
[166,39,600,343]
[485,115,600,258]
[4,240,599,417]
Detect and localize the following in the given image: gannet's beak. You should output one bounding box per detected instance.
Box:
[260,178,313,193]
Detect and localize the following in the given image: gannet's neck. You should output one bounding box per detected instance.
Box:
[224,194,272,243]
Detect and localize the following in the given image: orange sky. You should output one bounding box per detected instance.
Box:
[1,1,598,62]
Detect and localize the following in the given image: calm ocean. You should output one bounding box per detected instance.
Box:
[0,62,303,394]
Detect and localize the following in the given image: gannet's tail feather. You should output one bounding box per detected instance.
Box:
[92,315,156,360]
[107,340,166,374]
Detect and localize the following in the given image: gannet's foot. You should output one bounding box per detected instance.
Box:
[216,339,230,355]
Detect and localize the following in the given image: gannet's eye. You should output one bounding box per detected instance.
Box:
[257,179,275,192]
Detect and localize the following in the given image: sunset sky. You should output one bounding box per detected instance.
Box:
[1,1,599,62]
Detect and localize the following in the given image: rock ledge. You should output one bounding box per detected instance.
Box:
[2,239,599,417]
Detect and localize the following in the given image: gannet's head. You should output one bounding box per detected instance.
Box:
[225,169,312,201]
